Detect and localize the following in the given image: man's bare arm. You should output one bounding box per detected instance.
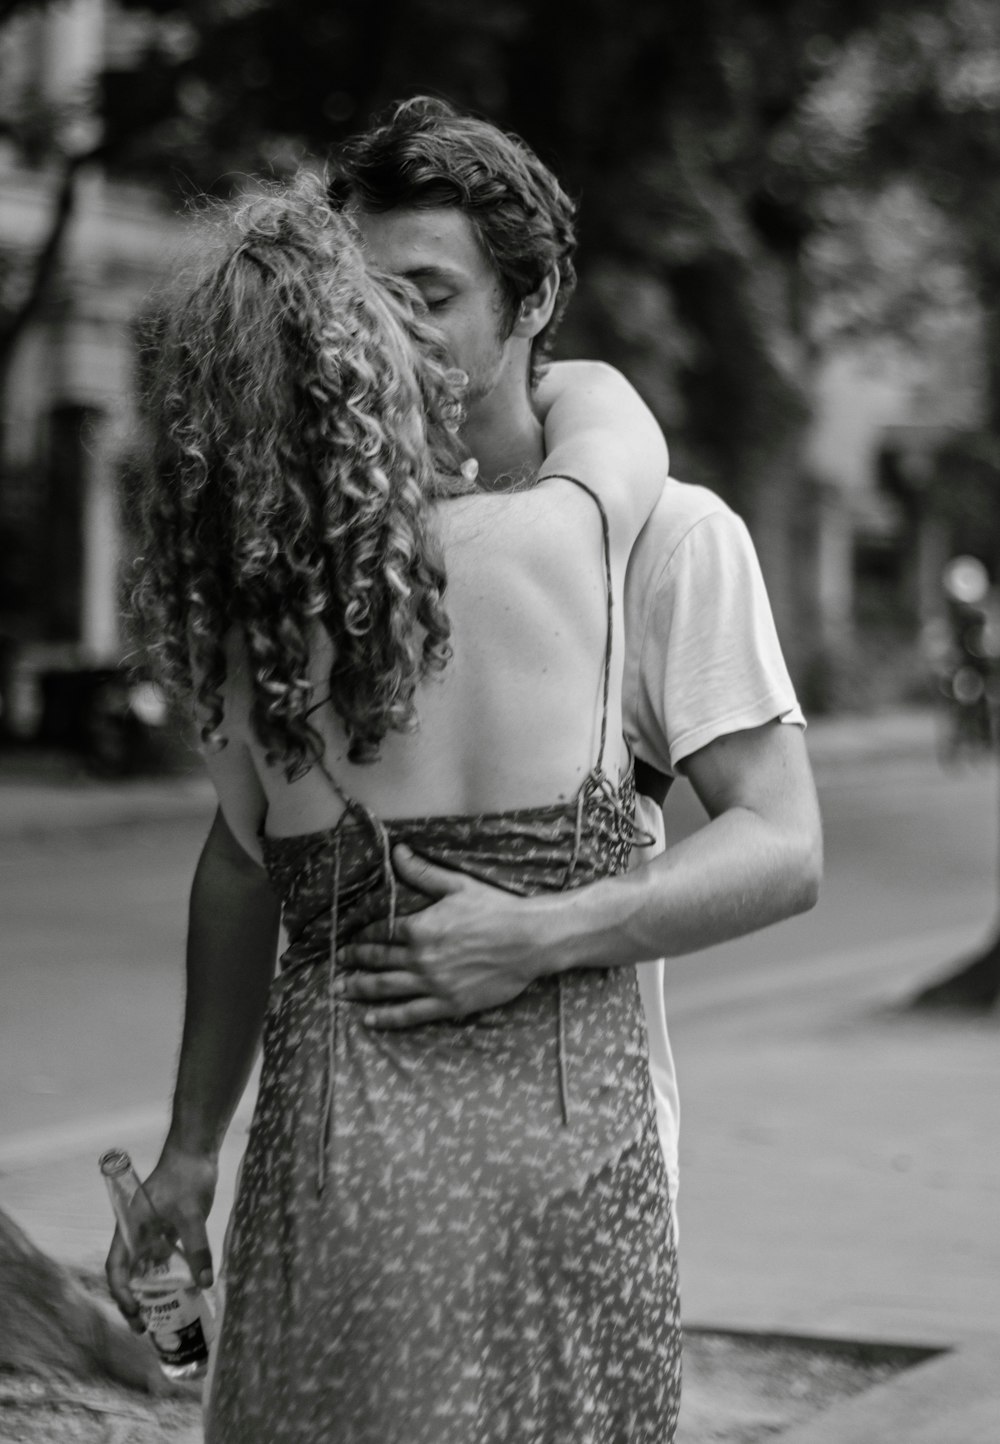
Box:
[546,721,821,971]
[536,360,668,538]
[336,722,821,1026]
[106,808,279,1320]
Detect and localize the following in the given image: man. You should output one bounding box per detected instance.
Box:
[329,98,820,1213]
[107,97,819,1317]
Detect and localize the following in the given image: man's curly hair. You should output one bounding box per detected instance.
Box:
[132,174,468,780]
[329,96,578,385]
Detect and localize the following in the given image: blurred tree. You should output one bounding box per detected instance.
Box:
[8,0,999,670]
[7,0,995,674]
[856,0,1000,1008]
[0,0,104,397]
[0,2,109,693]
[92,0,938,675]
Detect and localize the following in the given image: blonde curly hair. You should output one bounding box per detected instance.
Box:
[132,174,468,779]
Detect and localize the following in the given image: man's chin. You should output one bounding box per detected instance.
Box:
[461,362,508,409]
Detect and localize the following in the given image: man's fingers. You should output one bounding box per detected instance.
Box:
[339,970,424,1002]
[343,922,396,946]
[341,845,467,952]
[338,942,407,971]
[391,844,465,899]
[362,997,456,1030]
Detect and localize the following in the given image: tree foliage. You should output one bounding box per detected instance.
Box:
[6,0,1000,638]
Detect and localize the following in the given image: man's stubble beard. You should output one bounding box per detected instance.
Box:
[458,337,510,410]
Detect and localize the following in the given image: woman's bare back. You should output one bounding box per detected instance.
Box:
[233,478,631,841]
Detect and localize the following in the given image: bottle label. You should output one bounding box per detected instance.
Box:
[133,1259,212,1367]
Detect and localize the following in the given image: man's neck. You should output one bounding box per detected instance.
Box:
[464,394,545,490]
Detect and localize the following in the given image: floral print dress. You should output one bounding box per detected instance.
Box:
[205,480,682,1444]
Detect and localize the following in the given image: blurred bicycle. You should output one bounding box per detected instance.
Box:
[923,556,1000,766]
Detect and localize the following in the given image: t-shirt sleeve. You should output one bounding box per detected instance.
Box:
[627,507,805,775]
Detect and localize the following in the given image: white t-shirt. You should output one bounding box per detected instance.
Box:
[623,478,805,1204]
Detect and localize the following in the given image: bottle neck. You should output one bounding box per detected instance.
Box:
[101,1151,167,1263]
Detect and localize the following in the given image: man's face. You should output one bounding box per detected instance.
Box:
[352,206,515,405]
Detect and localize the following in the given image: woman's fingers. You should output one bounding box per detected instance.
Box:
[106,1229,144,1331]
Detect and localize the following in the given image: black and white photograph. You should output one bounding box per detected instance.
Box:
[1,2,997,1441]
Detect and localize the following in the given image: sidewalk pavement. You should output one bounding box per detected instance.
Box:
[0,754,215,837]
[2,704,997,1440]
[667,922,1000,1441]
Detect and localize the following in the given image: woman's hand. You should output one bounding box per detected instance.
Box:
[336,845,560,1028]
[105,1146,218,1330]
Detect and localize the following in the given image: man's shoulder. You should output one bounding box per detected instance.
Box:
[627,477,739,586]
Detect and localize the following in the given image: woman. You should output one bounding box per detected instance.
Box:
[131,177,680,1443]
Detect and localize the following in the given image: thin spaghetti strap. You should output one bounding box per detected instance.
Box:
[315,752,353,811]
[538,473,613,773]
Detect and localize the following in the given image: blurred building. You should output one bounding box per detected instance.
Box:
[0,0,187,739]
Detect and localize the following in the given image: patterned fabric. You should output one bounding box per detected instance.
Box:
[205,479,682,1444]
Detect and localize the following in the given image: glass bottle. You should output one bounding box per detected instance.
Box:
[99,1147,213,1380]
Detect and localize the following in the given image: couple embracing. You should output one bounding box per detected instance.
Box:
[109,96,820,1443]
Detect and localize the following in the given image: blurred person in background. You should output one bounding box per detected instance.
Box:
[107,173,686,1441]
[330,97,822,1215]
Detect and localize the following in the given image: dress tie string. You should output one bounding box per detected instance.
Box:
[555,765,655,1128]
[315,796,399,1196]
[317,830,342,1195]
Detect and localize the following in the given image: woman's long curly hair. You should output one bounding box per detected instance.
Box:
[132,174,468,779]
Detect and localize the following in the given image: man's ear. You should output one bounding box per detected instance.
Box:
[511,265,560,340]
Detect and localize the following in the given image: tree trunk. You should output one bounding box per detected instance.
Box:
[0,153,88,402]
[0,1207,169,1394]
